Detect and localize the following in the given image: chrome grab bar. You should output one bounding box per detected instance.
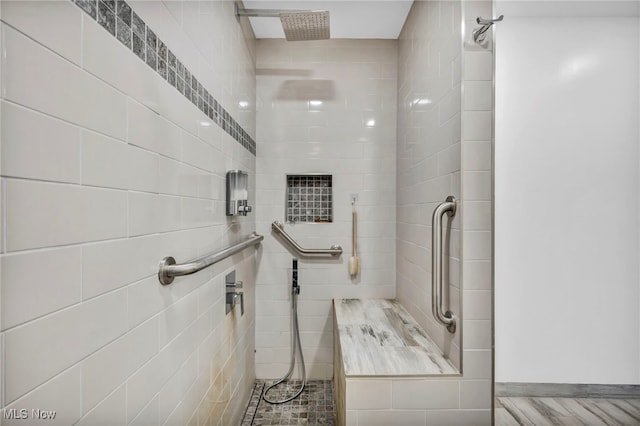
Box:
[431,196,457,333]
[158,232,264,285]
[271,221,342,256]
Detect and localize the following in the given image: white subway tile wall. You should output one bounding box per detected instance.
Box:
[397,0,463,371]
[391,380,461,410]
[0,1,257,425]
[255,39,398,380]
[388,0,494,424]
[0,0,496,423]
[460,0,493,418]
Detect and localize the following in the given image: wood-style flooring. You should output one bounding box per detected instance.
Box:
[496,397,640,425]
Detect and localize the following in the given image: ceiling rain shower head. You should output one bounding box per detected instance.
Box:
[280,11,330,41]
[235,4,330,41]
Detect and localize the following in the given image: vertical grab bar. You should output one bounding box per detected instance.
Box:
[432,196,457,333]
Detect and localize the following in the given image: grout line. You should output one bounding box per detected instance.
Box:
[1,333,5,408]
[2,178,6,255]
[1,284,130,334]
[79,6,85,69]
[1,98,126,143]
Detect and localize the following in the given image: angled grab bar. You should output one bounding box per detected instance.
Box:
[271,221,342,256]
[431,196,457,333]
[158,232,264,285]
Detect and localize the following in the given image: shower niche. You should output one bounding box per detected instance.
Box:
[286,174,333,223]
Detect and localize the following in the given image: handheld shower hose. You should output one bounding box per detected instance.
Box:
[263,259,306,404]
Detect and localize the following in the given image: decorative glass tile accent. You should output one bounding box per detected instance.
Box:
[116,1,131,25]
[71,0,256,156]
[146,27,157,50]
[145,45,157,70]
[158,40,168,61]
[115,18,131,48]
[97,1,116,36]
[286,175,333,223]
[131,32,145,60]
[131,9,145,37]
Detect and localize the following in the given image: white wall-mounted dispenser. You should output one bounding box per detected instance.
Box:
[226,170,252,216]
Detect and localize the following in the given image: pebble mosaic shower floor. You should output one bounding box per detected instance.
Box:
[241,380,336,425]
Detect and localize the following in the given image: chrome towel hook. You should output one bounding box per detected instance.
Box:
[473,15,504,43]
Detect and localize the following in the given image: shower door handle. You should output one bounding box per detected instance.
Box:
[431,196,457,333]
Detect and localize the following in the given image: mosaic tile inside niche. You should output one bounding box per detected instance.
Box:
[287,175,333,223]
[72,0,256,155]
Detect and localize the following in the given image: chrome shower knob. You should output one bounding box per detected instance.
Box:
[226,281,243,289]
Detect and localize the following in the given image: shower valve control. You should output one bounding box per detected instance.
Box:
[225,271,244,316]
[226,280,243,289]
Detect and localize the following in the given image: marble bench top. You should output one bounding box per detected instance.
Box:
[333,298,458,377]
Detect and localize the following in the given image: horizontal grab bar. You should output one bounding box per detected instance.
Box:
[158,232,264,285]
[271,221,342,256]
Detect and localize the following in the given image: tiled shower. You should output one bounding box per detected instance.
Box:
[0,1,493,425]
[1,1,258,424]
[255,38,398,381]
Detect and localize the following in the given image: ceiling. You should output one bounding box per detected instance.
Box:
[496,0,640,17]
[241,1,414,39]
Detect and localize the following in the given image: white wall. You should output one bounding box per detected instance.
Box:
[0,1,257,424]
[495,14,640,384]
[254,39,398,380]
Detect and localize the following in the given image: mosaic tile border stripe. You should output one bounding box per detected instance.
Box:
[72,0,256,156]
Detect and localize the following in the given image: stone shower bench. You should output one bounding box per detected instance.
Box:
[333,298,459,425]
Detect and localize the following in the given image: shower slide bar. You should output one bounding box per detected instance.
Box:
[431,196,457,333]
[158,232,264,285]
[271,221,342,256]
